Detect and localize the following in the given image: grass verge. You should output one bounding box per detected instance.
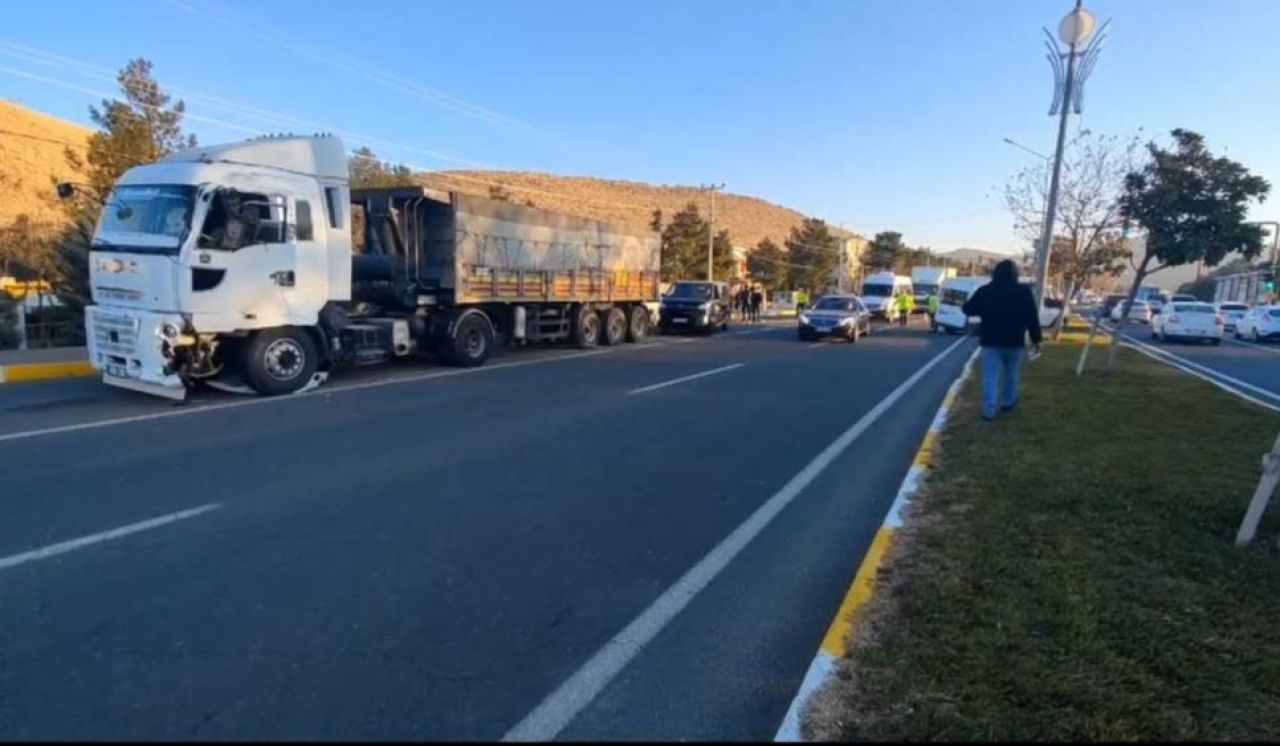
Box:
[805,341,1280,741]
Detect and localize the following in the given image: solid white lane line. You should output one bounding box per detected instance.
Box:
[626,363,745,395]
[0,503,222,572]
[0,350,611,444]
[1123,335,1280,403]
[502,334,972,742]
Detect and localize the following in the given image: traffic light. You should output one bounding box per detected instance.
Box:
[1263,266,1277,293]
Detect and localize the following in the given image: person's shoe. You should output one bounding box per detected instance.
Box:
[1001,404,1016,413]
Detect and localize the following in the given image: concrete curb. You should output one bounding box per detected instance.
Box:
[0,360,95,384]
[773,346,980,742]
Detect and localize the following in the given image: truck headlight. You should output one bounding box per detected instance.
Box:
[160,322,180,339]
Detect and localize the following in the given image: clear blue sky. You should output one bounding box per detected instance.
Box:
[3,0,1278,253]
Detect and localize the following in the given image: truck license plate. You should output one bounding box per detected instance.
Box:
[672,318,688,324]
[106,364,128,378]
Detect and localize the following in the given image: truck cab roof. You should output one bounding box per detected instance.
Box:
[159,135,349,182]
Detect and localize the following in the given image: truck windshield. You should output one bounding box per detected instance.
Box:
[915,284,939,296]
[861,284,892,297]
[94,185,196,254]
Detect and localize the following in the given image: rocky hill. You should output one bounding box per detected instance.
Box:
[0,99,846,247]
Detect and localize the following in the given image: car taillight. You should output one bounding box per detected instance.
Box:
[1168,315,1180,323]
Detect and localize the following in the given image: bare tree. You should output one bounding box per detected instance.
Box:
[1005,130,1139,337]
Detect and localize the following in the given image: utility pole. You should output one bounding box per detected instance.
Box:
[701,183,725,282]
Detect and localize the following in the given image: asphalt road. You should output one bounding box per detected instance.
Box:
[0,318,975,740]
[1113,321,1280,404]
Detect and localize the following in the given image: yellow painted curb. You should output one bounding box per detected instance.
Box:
[0,360,96,384]
[819,527,896,657]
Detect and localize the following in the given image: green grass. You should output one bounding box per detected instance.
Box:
[805,343,1280,742]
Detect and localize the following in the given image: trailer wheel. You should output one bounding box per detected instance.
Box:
[601,307,627,346]
[446,313,494,367]
[572,306,601,348]
[242,327,318,396]
[626,305,650,343]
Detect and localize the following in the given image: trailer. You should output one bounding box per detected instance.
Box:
[70,135,660,399]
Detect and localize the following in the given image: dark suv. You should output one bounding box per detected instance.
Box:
[659,281,731,334]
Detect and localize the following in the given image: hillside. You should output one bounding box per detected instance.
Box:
[422,170,849,247]
[0,100,845,248]
[0,99,90,226]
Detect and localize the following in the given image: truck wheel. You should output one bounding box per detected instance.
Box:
[601,307,627,346]
[243,327,318,396]
[572,306,601,348]
[626,305,649,342]
[446,313,494,367]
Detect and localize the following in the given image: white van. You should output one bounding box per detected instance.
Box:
[860,272,913,321]
[936,276,988,333]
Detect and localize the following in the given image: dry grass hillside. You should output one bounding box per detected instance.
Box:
[0,100,90,226]
[0,100,844,247]
[423,171,850,246]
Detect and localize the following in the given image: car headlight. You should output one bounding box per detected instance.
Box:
[798,313,811,325]
[838,316,854,325]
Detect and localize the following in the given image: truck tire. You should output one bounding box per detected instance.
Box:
[445,313,494,367]
[242,327,318,396]
[601,307,627,346]
[572,306,601,348]
[626,305,649,343]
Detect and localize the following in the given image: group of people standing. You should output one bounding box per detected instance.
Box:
[734,285,765,323]
[890,288,941,328]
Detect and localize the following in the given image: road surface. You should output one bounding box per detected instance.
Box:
[1114,322,1280,404]
[0,319,974,740]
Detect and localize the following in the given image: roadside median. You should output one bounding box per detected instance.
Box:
[802,340,1280,741]
[0,347,94,384]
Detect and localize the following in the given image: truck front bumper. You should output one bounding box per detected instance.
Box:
[86,306,187,399]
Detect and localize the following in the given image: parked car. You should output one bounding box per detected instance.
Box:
[797,294,872,342]
[1151,301,1222,344]
[1216,301,1250,333]
[658,280,731,334]
[1110,299,1151,323]
[1235,305,1280,342]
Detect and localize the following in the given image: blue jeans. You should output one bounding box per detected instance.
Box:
[981,346,1024,419]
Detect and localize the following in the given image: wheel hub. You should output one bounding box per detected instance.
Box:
[263,338,305,381]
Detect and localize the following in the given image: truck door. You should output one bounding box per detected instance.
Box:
[183,188,294,329]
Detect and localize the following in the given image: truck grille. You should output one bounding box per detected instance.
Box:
[92,311,140,356]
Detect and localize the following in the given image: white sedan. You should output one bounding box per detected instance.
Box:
[1216,302,1250,333]
[1110,299,1151,324]
[1235,305,1280,342]
[1151,301,1223,344]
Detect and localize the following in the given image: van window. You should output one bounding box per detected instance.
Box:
[296,200,314,241]
[942,287,969,306]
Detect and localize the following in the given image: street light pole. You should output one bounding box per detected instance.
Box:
[1033,1,1108,307]
[701,183,725,282]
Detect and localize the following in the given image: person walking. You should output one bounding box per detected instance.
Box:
[750,286,764,323]
[893,289,914,326]
[962,259,1043,421]
[926,289,941,332]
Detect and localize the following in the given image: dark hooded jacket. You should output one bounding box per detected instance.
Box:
[962,260,1043,348]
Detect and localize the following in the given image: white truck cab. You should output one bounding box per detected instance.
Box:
[82,136,351,399]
